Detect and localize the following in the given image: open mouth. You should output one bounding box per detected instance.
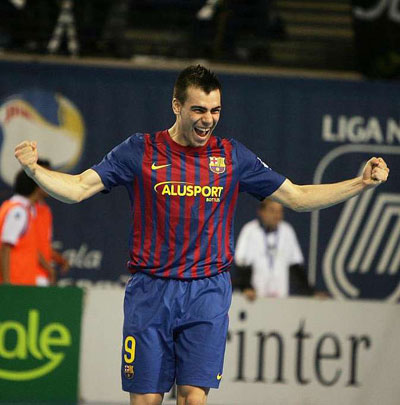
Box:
[194,127,211,137]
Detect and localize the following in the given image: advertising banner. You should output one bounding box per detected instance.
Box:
[0,285,83,402]
[0,60,399,300]
[79,288,400,404]
[214,294,400,404]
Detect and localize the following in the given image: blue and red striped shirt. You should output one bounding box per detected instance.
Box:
[92,130,285,279]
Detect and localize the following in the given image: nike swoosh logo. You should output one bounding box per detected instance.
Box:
[217,373,222,380]
[151,163,171,170]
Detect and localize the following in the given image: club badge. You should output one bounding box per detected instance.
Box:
[209,156,226,174]
[124,364,134,379]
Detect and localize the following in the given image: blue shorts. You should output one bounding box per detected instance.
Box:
[121,271,232,394]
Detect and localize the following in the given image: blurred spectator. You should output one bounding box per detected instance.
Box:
[352,0,400,79]
[193,0,284,60]
[24,0,58,53]
[0,1,58,53]
[233,199,324,300]
[97,0,132,58]
[0,170,41,285]
[0,1,25,50]
[192,0,221,58]
[35,159,69,286]
[74,0,113,56]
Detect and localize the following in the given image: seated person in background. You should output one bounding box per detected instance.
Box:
[233,199,323,300]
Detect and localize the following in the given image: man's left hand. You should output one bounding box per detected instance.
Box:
[362,157,389,187]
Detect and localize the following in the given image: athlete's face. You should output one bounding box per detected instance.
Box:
[258,201,284,230]
[172,86,221,147]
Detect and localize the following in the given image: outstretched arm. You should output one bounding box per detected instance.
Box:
[15,141,105,204]
[270,157,389,212]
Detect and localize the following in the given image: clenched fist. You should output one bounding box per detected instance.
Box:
[362,157,389,187]
[14,141,38,176]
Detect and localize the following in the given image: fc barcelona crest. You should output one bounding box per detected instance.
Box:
[209,157,226,174]
[124,364,134,379]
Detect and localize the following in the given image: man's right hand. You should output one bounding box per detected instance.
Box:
[14,141,38,176]
[243,288,257,302]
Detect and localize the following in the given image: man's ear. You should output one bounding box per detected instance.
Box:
[172,98,181,115]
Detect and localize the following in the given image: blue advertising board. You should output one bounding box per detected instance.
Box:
[0,59,398,300]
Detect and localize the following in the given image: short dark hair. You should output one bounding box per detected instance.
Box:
[259,198,281,210]
[13,170,38,197]
[173,65,221,104]
[37,158,51,169]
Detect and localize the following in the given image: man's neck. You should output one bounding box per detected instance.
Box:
[258,219,278,233]
[168,123,186,146]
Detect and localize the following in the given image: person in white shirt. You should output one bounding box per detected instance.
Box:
[234,198,309,300]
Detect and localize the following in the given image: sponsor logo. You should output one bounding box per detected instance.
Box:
[154,181,223,202]
[209,157,226,174]
[151,162,171,170]
[124,364,134,379]
[217,373,223,380]
[0,90,85,186]
[0,309,72,381]
[322,115,400,145]
[309,145,400,301]
[228,310,372,387]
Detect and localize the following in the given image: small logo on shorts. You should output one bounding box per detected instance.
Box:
[216,373,222,380]
[124,364,134,379]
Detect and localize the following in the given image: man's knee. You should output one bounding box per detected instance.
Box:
[178,385,209,405]
[184,395,207,405]
[129,392,163,405]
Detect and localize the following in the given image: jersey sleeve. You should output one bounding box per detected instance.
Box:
[234,140,286,200]
[91,133,145,191]
[1,206,28,245]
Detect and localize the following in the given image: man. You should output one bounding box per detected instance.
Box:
[0,170,40,285]
[14,65,389,405]
[234,199,315,300]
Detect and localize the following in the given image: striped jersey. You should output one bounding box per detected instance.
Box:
[92,130,285,279]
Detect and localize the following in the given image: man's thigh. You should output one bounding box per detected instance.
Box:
[122,273,176,394]
[122,271,232,394]
[175,271,232,388]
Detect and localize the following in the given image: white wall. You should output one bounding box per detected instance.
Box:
[79,287,400,404]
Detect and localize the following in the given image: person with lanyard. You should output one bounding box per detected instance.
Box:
[14,65,389,404]
[234,198,318,300]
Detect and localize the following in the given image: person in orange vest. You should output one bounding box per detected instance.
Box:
[35,159,69,286]
[0,169,41,285]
